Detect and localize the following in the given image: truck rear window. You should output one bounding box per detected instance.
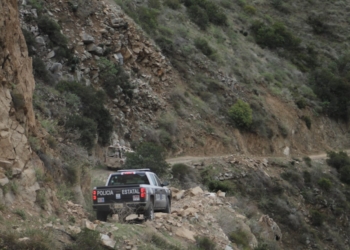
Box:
[108,173,150,186]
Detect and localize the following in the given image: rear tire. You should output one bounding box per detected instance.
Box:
[144,201,154,221]
[96,211,108,222]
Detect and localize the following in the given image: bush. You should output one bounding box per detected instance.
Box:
[22,28,36,56]
[339,165,350,184]
[187,5,209,30]
[164,0,181,9]
[0,230,53,250]
[228,100,253,129]
[310,210,324,226]
[207,180,235,194]
[296,98,307,109]
[148,0,161,9]
[56,81,113,146]
[69,228,105,250]
[98,58,133,100]
[124,142,169,176]
[155,36,175,56]
[303,156,312,167]
[37,15,67,47]
[194,38,215,57]
[244,5,256,14]
[65,115,97,151]
[326,151,350,170]
[172,163,190,179]
[228,230,250,248]
[251,21,300,50]
[310,59,350,121]
[301,116,311,129]
[196,236,217,250]
[317,178,332,191]
[185,0,227,29]
[32,56,52,83]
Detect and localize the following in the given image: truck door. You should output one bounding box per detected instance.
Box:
[148,174,164,209]
[154,174,167,208]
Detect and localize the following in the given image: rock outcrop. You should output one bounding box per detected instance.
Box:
[0,0,40,207]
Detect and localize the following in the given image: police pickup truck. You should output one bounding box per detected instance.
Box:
[92,169,171,222]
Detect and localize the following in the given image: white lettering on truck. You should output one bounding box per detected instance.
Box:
[97,190,114,196]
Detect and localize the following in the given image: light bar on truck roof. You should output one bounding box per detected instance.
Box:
[117,168,150,172]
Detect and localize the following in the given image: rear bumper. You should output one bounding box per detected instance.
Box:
[93,202,148,213]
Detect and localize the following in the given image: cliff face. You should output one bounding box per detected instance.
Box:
[0,0,41,207]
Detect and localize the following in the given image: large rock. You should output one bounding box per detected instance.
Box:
[258,215,282,242]
[100,234,116,249]
[175,227,196,242]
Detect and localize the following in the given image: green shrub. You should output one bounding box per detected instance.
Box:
[98,58,133,100]
[37,15,68,47]
[307,15,330,35]
[339,165,350,184]
[159,129,173,148]
[207,180,235,194]
[251,21,300,50]
[310,59,350,121]
[66,115,97,151]
[148,0,161,9]
[303,171,311,185]
[32,56,51,83]
[0,230,53,250]
[69,228,105,250]
[228,230,250,248]
[228,100,253,129]
[301,115,311,129]
[271,0,290,13]
[185,0,227,29]
[56,81,113,146]
[151,235,182,250]
[187,5,209,30]
[14,209,26,220]
[129,6,159,35]
[155,36,175,55]
[194,38,215,57]
[326,151,350,170]
[22,28,36,56]
[296,97,307,109]
[172,164,190,179]
[278,124,288,138]
[244,5,256,14]
[317,178,332,191]
[310,210,324,226]
[280,170,303,187]
[28,0,45,13]
[124,142,169,175]
[303,156,312,167]
[164,0,181,9]
[195,236,217,250]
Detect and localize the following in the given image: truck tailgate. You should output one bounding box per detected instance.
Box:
[94,185,142,204]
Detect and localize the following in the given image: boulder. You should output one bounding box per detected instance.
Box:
[81,33,95,44]
[258,215,282,242]
[175,227,196,242]
[100,234,116,249]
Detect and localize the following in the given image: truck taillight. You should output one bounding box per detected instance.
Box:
[140,187,146,198]
[92,190,97,201]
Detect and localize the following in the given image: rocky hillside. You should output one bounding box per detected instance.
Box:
[0,0,350,249]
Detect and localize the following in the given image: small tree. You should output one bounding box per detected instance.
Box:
[228,100,253,129]
[124,142,169,175]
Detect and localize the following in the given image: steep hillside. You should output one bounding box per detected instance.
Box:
[18,0,350,161]
[1,0,350,249]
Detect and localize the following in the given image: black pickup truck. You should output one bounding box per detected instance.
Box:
[92,169,171,222]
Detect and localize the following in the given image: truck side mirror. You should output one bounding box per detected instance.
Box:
[161,181,169,187]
